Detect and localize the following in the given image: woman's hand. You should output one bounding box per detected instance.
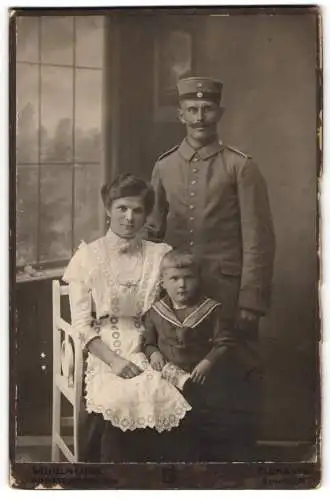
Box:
[150,351,166,371]
[111,355,143,379]
[191,359,212,385]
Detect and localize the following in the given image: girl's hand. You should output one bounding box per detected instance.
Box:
[111,355,143,379]
[150,351,166,371]
[191,359,212,385]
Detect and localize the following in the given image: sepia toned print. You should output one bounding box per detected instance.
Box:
[10,6,321,489]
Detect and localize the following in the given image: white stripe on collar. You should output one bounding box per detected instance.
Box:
[152,298,221,329]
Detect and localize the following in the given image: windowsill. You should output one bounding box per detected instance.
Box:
[16,267,65,284]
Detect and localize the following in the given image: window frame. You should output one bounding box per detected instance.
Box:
[15,15,106,275]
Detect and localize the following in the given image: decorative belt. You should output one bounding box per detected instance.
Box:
[91,315,143,329]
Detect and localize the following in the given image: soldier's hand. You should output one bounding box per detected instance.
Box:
[240,308,260,321]
[236,308,260,332]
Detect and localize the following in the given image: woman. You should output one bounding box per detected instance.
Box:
[63,174,191,462]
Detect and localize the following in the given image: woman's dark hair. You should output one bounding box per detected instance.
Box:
[101,174,155,216]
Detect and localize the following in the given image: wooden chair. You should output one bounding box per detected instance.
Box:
[51,280,83,462]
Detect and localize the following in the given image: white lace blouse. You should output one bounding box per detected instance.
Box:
[63,229,171,350]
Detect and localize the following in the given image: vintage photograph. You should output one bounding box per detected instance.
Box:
[10,6,321,489]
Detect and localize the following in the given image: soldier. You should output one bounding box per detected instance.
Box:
[146,76,276,459]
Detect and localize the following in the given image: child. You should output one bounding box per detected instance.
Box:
[142,249,239,461]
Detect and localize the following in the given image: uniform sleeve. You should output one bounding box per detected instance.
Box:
[236,159,276,314]
[204,308,236,365]
[141,311,161,359]
[62,246,101,349]
[145,162,169,242]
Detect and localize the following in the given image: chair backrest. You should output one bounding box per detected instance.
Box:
[53,281,83,391]
[52,280,83,462]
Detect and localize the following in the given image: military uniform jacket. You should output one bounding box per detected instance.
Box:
[146,138,276,314]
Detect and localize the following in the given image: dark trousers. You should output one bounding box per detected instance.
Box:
[180,352,263,462]
[201,267,263,459]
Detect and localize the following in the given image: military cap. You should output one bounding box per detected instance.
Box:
[177,77,223,103]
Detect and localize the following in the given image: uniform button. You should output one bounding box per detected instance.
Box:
[189,241,194,246]
[193,168,198,173]
[189,229,193,233]
[190,192,195,196]
[189,216,194,221]
[189,205,195,209]
[191,180,196,185]
[192,157,199,162]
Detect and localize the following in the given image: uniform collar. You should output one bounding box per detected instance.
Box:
[178,138,224,161]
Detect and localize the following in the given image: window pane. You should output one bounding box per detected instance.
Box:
[40,166,72,262]
[75,69,103,162]
[41,66,73,162]
[41,16,73,65]
[16,166,39,266]
[73,164,104,248]
[16,63,39,163]
[75,16,104,68]
[16,16,39,63]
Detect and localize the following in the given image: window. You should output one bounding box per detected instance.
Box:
[16,15,105,271]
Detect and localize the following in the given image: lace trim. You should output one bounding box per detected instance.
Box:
[90,239,164,316]
[63,239,170,307]
[85,397,192,433]
[105,228,142,254]
[84,353,192,433]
